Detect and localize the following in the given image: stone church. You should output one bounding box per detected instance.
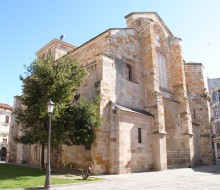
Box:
[9,12,213,174]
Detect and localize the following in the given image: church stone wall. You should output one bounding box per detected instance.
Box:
[185,63,213,165]
[59,145,92,168]
[116,110,154,173]
[70,36,110,174]
[163,97,193,167]
[108,29,145,110]
[71,33,109,67]
[8,96,31,164]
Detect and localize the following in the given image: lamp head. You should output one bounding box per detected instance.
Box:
[47,99,55,114]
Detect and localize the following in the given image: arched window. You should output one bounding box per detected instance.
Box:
[154,35,167,89]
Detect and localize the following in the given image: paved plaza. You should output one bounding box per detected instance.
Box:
[6,161,220,190]
[47,162,220,190]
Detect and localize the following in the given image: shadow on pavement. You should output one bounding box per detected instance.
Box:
[192,161,220,174]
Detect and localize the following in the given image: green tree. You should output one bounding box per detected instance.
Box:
[53,98,102,147]
[15,53,102,168]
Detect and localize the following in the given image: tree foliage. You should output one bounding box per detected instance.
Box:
[15,53,102,149]
[53,98,102,146]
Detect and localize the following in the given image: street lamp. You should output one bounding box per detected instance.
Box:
[44,99,55,189]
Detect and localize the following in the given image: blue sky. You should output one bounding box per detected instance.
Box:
[1,0,220,106]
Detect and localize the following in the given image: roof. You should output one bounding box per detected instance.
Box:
[125,11,159,19]
[36,12,176,61]
[116,104,154,117]
[0,103,12,110]
[37,12,175,58]
[184,62,203,66]
[36,38,77,56]
[37,28,131,58]
[69,28,134,55]
[109,101,154,117]
[69,29,110,54]
[125,12,174,37]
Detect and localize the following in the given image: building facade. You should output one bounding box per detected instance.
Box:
[9,12,213,174]
[208,78,220,161]
[0,103,12,161]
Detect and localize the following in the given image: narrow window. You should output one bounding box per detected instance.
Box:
[5,116,9,123]
[125,64,132,81]
[215,106,219,119]
[218,90,220,101]
[138,128,142,143]
[213,91,218,103]
[193,110,196,119]
[216,122,220,136]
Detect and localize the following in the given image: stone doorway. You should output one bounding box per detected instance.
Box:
[1,147,7,161]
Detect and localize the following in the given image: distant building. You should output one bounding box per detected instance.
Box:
[9,12,214,174]
[0,102,12,161]
[208,78,220,161]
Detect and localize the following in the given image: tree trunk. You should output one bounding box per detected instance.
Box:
[41,144,45,170]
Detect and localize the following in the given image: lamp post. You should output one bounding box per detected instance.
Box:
[44,99,55,189]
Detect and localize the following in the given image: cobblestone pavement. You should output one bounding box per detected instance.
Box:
[10,162,220,190]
